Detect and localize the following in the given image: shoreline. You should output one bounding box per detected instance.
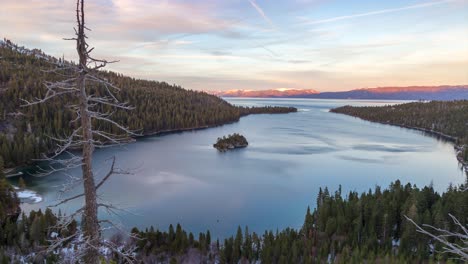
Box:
[330,110,468,172]
[2,125,222,175]
[3,111,295,174]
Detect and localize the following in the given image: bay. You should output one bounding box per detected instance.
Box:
[16,98,465,239]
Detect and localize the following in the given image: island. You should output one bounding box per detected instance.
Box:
[213,133,248,152]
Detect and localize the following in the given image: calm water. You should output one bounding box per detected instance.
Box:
[17,98,465,238]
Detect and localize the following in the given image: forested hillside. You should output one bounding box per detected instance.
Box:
[331,101,468,164]
[217,180,468,263]
[1,180,467,263]
[0,40,295,169]
[0,159,20,228]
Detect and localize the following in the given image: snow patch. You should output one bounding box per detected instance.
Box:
[275,88,294,91]
[16,189,43,203]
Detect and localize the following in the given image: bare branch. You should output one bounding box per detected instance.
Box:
[405,215,468,261]
[96,156,115,190]
[50,193,85,208]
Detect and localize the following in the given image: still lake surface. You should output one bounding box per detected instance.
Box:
[17,98,465,238]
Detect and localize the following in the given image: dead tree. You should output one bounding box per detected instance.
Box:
[22,0,136,263]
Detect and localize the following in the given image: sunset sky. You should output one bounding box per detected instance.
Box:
[1,0,467,91]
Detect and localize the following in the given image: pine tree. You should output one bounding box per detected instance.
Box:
[206,230,211,250]
[233,226,243,262]
[243,226,252,260]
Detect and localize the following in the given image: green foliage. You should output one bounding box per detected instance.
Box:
[0,177,19,227]
[214,180,468,263]
[0,40,296,168]
[2,41,465,263]
[1,180,466,262]
[213,133,248,151]
[0,207,76,262]
[131,224,211,261]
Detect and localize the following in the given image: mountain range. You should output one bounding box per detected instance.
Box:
[212,86,468,100]
[211,88,319,98]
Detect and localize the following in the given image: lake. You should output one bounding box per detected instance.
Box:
[16,98,465,239]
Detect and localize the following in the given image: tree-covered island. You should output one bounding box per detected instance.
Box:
[0,40,297,170]
[213,133,248,152]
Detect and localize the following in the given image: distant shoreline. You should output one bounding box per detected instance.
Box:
[213,85,468,101]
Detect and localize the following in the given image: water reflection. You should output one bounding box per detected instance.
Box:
[15,99,465,239]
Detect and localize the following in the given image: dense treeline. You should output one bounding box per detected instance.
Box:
[0,40,296,169]
[130,180,468,263]
[303,181,467,263]
[0,208,77,263]
[2,157,58,263]
[331,101,468,163]
[213,133,248,151]
[0,157,20,228]
[212,180,468,263]
[0,179,466,263]
[131,225,215,263]
[238,106,297,116]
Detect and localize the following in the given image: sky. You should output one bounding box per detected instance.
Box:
[1,0,467,92]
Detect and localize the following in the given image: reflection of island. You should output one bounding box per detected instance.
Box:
[214,133,248,152]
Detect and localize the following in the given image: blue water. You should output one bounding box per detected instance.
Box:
[18,99,465,239]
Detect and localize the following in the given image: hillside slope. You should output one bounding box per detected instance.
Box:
[0,40,295,168]
[213,88,319,98]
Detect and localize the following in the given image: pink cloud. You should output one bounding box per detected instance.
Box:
[0,0,244,43]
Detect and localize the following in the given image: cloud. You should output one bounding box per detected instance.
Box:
[0,0,245,43]
[95,0,248,42]
[299,0,455,25]
[248,0,274,28]
[129,39,195,52]
[155,75,293,91]
[1,0,467,92]
[210,50,233,56]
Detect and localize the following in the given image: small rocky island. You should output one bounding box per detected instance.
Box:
[214,133,248,152]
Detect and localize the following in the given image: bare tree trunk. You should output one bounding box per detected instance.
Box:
[79,77,100,263]
[22,0,136,261]
[77,1,99,262]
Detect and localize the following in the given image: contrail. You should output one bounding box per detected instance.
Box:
[300,0,454,25]
[248,0,274,28]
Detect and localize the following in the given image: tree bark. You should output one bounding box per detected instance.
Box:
[77,0,100,262]
[79,75,100,264]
